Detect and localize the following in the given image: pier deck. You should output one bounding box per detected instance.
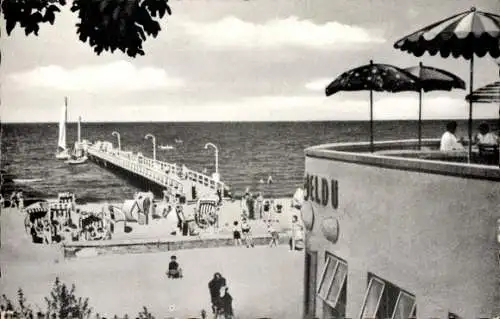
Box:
[87,141,226,200]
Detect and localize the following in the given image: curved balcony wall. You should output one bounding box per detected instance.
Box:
[303,139,500,319]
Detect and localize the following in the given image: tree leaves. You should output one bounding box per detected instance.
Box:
[71,0,172,57]
[1,0,173,58]
[1,0,66,35]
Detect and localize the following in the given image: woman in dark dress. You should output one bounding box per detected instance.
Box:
[208,273,226,314]
[220,287,234,319]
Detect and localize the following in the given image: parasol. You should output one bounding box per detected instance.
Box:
[404,62,465,147]
[394,6,500,160]
[325,60,420,152]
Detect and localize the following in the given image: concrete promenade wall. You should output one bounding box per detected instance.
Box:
[63,234,291,259]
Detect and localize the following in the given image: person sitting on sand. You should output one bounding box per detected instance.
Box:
[474,122,498,145]
[440,121,465,151]
[167,255,183,278]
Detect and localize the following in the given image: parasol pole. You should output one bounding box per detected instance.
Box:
[418,61,423,150]
[467,54,474,163]
[370,89,374,152]
[370,60,374,153]
[418,88,423,149]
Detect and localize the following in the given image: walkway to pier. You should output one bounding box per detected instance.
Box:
[87,141,226,200]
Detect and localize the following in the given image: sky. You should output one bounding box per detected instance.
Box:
[1,0,500,123]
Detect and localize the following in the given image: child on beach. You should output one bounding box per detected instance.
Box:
[241,219,254,248]
[268,223,279,247]
[167,255,183,278]
[232,221,242,246]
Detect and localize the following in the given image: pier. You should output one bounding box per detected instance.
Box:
[87,141,227,201]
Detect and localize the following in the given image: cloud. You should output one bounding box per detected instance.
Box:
[180,16,386,49]
[305,78,334,91]
[7,61,184,91]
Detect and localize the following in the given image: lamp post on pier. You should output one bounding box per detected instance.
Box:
[112,131,121,151]
[204,142,219,181]
[145,133,156,162]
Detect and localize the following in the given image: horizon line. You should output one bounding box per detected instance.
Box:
[1,117,499,125]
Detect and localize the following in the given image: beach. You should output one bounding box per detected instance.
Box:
[0,199,304,318]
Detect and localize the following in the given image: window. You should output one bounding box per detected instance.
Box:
[317,253,348,310]
[360,274,416,319]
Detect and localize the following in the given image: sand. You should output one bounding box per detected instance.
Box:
[0,203,304,319]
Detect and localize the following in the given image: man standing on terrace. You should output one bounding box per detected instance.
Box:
[440,121,465,151]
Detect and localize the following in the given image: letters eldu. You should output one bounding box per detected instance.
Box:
[304,174,338,209]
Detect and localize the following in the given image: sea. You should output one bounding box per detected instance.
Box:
[1,119,497,203]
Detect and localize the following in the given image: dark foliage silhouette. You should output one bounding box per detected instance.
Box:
[1,0,172,57]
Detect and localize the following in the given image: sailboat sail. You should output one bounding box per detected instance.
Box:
[57,97,68,152]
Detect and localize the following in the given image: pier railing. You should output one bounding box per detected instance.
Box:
[87,142,226,196]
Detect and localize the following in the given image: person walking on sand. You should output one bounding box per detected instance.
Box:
[9,192,17,208]
[208,273,226,314]
[241,218,254,248]
[268,222,279,247]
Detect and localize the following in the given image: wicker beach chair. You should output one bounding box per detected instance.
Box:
[195,197,219,229]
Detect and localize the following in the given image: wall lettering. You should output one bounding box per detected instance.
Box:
[304,173,339,210]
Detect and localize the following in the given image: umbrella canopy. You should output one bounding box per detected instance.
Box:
[394,7,500,160]
[325,60,420,152]
[404,62,466,147]
[466,81,500,103]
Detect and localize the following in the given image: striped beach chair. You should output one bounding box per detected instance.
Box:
[195,197,219,229]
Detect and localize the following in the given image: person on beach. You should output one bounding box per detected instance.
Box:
[166,255,183,278]
[9,192,17,208]
[220,287,234,319]
[232,221,242,246]
[268,222,279,247]
[208,273,227,314]
[175,205,185,234]
[240,194,248,219]
[263,199,271,222]
[440,121,465,151]
[16,191,24,210]
[290,215,304,251]
[241,218,254,248]
[256,192,264,219]
[42,219,53,244]
[247,194,255,220]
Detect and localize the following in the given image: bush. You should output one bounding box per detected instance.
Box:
[0,277,156,319]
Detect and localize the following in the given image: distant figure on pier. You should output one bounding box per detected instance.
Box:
[267,175,273,184]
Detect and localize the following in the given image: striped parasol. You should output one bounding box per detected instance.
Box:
[394,7,500,160]
[466,81,500,103]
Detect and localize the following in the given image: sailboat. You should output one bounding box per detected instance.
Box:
[55,97,70,160]
[65,116,88,165]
